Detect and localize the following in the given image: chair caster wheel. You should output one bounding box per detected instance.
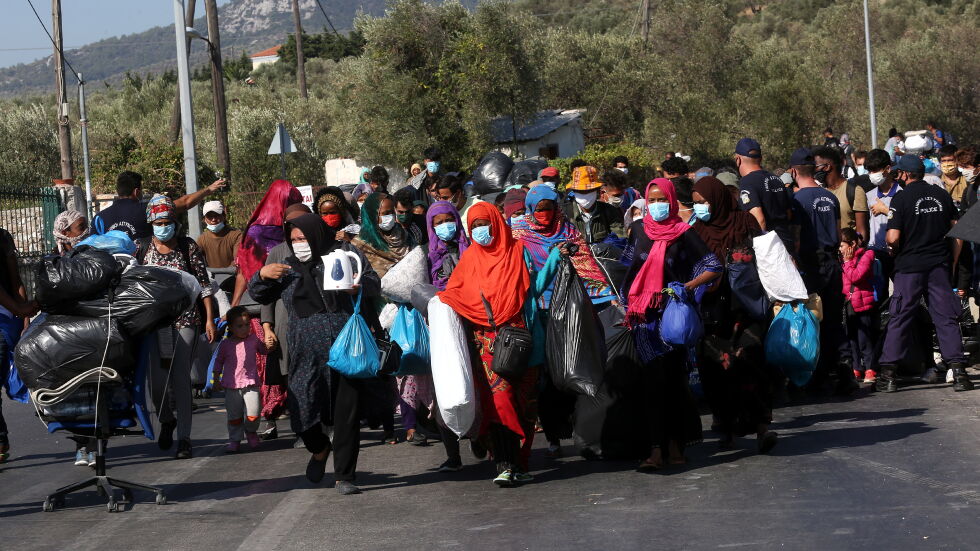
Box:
[155,493,167,505]
[42,498,54,512]
[107,500,119,513]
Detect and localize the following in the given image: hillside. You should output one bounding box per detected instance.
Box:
[0,0,387,97]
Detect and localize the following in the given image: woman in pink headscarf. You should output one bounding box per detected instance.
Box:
[620,178,722,470]
[230,180,303,438]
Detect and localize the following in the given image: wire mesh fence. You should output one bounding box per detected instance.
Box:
[0,185,64,300]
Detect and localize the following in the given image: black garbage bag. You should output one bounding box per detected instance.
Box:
[471,152,514,195]
[67,266,194,336]
[589,242,627,296]
[15,315,135,390]
[597,318,652,459]
[35,246,122,310]
[546,257,606,397]
[507,159,549,189]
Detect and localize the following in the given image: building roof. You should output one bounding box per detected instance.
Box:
[490,109,585,144]
[250,45,282,59]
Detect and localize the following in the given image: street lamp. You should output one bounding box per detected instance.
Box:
[172,1,200,238]
[862,0,878,149]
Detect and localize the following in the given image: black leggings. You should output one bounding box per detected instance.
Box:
[300,373,361,482]
[0,336,8,446]
[488,424,520,473]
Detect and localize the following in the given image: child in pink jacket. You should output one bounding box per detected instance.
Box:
[841,228,878,383]
[214,306,267,453]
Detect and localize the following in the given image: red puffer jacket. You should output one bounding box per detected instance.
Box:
[842,247,876,313]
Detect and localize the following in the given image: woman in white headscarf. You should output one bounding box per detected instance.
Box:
[52,210,91,254]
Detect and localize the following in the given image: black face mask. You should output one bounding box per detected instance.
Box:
[814,170,828,184]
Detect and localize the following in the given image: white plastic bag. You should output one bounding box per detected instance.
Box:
[381,246,428,304]
[427,296,475,437]
[378,302,399,331]
[752,231,808,302]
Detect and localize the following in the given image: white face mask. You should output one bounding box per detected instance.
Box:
[616,167,629,174]
[574,191,598,210]
[606,194,623,207]
[962,167,977,183]
[378,214,397,231]
[869,171,887,186]
[292,241,312,262]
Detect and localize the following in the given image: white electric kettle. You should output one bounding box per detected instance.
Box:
[321,250,363,291]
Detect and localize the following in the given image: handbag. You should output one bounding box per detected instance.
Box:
[376,333,403,376]
[480,294,533,380]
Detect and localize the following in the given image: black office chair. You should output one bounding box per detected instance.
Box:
[38,373,166,512]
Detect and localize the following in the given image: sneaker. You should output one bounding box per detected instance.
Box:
[437,458,463,472]
[493,470,515,487]
[74,448,88,466]
[245,432,260,450]
[921,367,940,384]
[335,480,362,495]
[259,426,279,441]
[946,369,955,384]
[175,439,192,460]
[545,444,563,458]
[225,441,241,453]
[513,471,534,484]
[87,451,96,467]
[863,370,877,384]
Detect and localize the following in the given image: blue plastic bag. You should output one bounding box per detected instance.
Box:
[77,230,136,255]
[389,305,430,376]
[660,282,703,348]
[327,290,380,378]
[764,302,820,387]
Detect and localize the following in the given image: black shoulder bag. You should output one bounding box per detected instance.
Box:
[480,293,533,380]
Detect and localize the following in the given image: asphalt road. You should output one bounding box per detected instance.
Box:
[2,373,980,550]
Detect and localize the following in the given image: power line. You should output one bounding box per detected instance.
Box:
[313,0,342,37]
[24,0,80,81]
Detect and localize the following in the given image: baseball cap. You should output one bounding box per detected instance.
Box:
[895,154,925,173]
[735,138,762,159]
[789,147,815,167]
[202,200,224,215]
[539,167,559,179]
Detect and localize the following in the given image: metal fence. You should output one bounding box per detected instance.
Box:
[0,185,65,300]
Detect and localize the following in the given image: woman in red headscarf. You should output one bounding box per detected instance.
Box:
[621,178,722,470]
[439,202,537,487]
[230,180,303,439]
[690,176,777,455]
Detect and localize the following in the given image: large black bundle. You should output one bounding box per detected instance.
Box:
[35,246,121,310]
[471,152,513,195]
[15,315,134,390]
[589,243,627,296]
[546,257,606,397]
[67,266,194,336]
[506,159,548,189]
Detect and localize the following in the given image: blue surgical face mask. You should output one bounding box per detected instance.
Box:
[206,222,225,233]
[856,166,868,176]
[426,161,440,174]
[153,223,176,242]
[509,214,524,226]
[693,203,711,222]
[471,225,493,246]
[434,222,457,242]
[647,202,670,222]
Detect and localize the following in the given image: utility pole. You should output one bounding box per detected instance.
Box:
[640,0,652,46]
[173,0,201,238]
[52,0,73,180]
[169,0,196,143]
[77,74,93,218]
[862,0,878,149]
[204,0,231,181]
[291,0,308,99]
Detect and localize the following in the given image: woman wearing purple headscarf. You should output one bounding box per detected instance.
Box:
[424,201,473,472]
[426,201,470,291]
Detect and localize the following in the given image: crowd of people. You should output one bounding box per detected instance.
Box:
[0,128,978,496]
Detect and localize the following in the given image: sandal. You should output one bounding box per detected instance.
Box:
[638,456,664,471]
[383,430,398,445]
[0,444,8,464]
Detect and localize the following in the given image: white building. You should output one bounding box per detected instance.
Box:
[491,109,586,160]
[249,45,282,71]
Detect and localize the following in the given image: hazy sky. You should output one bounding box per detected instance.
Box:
[0,1,232,70]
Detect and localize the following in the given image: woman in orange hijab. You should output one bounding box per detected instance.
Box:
[439,202,536,487]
